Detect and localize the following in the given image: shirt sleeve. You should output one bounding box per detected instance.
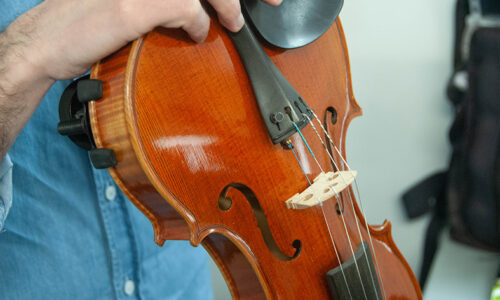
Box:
[0,154,13,232]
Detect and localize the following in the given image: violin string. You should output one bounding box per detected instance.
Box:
[352,180,387,300]
[340,65,387,299]
[291,122,368,300]
[287,142,354,300]
[292,122,324,173]
[304,113,380,300]
[311,111,386,299]
[310,111,387,300]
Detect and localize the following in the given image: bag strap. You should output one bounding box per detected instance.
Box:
[418,194,447,289]
[402,172,446,219]
[402,172,448,289]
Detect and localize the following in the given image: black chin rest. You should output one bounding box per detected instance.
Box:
[242,0,344,49]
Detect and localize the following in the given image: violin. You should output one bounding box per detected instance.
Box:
[57,1,423,299]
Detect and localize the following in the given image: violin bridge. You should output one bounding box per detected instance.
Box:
[285,171,357,210]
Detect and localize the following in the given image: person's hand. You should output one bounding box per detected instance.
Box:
[4,0,282,82]
[0,0,282,160]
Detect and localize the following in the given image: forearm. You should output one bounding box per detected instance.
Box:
[0,20,54,160]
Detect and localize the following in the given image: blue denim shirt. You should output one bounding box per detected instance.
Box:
[0,1,213,299]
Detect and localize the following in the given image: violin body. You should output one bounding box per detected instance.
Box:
[88,16,422,299]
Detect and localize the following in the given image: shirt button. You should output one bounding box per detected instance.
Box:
[124,279,135,296]
[105,185,117,201]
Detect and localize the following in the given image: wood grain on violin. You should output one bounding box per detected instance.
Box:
[89,17,422,300]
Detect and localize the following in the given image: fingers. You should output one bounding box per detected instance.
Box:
[206,0,244,32]
[179,2,211,43]
[208,0,283,32]
[162,0,210,43]
[117,0,211,43]
[121,0,283,44]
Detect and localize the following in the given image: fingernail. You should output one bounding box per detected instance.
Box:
[235,13,245,31]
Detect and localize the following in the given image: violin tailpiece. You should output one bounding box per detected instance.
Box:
[285,171,357,210]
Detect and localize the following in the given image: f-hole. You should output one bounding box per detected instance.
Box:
[335,202,344,215]
[323,106,338,172]
[218,183,301,261]
[323,107,348,215]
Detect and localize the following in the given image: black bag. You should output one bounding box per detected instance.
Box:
[402,0,500,290]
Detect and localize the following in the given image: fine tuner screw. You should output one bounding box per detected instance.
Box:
[270,112,285,124]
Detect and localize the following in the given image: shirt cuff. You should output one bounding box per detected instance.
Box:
[0,154,13,231]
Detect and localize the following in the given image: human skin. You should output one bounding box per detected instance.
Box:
[0,0,282,160]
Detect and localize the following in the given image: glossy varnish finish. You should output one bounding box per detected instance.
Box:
[90,18,422,300]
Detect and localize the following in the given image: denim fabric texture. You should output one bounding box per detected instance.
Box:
[0,1,213,299]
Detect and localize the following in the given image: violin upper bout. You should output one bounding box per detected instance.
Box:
[335,19,363,119]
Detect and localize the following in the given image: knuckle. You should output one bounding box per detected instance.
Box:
[182,0,201,21]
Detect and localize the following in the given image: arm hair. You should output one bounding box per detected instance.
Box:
[0,9,55,159]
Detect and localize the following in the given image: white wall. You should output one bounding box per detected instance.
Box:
[211,1,499,299]
[341,1,498,299]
